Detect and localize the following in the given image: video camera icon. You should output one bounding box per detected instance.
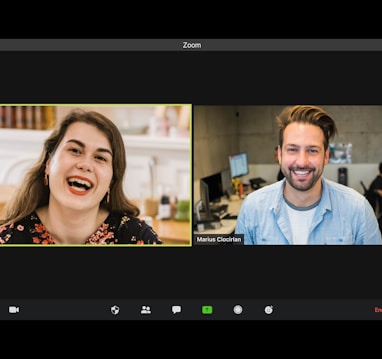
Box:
[9,306,20,314]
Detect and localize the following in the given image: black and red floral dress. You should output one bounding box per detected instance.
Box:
[0,211,162,245]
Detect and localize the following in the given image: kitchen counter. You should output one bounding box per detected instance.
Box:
[0,185,17,216]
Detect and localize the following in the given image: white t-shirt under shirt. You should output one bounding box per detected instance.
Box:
[284,196,320,245]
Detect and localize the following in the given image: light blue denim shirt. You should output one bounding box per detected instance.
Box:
[235,177,382,245]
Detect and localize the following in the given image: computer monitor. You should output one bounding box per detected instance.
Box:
[198,179,217,221]
[221,168,234,195]
[200,172,224,204]
[229,152,249,179]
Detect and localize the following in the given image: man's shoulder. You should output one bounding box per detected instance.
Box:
[245,180,282,202]
[323,177,364,199]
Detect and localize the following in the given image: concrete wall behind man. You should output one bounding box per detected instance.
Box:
[194,105,382,181]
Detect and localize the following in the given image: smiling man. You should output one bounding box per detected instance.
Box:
[235,105,382,245]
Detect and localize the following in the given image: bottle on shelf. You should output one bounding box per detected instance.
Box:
[0,105,57,130]
[23,106,34,129]
[42,106,56,129]
[156,186,171,220]
[14,106,24,129]
[3,106,14,128]
[33,106,44,130]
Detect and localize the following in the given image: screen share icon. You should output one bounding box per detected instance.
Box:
[202,305,213,314]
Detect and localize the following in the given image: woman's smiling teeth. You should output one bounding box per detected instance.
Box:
[67,177,92,191]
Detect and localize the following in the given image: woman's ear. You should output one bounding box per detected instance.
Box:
[45,157,51,174]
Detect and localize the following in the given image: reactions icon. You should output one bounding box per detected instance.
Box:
[264,305,273,315]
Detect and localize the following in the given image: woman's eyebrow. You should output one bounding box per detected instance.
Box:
[66,139,113,156]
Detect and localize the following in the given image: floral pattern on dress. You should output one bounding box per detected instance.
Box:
[0,211,162,245]
[86,223,116,244]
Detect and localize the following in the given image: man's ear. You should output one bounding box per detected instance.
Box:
[324,148,330,165]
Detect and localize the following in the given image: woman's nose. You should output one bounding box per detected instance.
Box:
[76,159,93,172]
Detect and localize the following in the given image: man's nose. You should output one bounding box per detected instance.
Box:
[296,151,309,166]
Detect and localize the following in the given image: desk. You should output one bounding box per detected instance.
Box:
[152,218,190,245]
[194,196,244,235]
[128,198,191,245]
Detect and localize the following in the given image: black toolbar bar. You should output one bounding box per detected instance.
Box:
[2,300,382,320]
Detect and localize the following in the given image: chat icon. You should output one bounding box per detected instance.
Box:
[172,305,181,314]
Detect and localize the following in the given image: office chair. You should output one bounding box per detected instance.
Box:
[360,181,368,196]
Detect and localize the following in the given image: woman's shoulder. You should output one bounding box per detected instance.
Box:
[106,212,162,245]
[107,212,143,228]
[0,212,38,244]
[0,222,14,243]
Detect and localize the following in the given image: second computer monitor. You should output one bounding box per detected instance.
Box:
[229,152,249,179]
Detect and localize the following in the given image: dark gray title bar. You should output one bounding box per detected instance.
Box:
[1,39,382,51]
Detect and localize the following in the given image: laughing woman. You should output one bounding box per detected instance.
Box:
[0,109,162,245]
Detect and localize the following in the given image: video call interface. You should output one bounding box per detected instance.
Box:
[1,38,382,323]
